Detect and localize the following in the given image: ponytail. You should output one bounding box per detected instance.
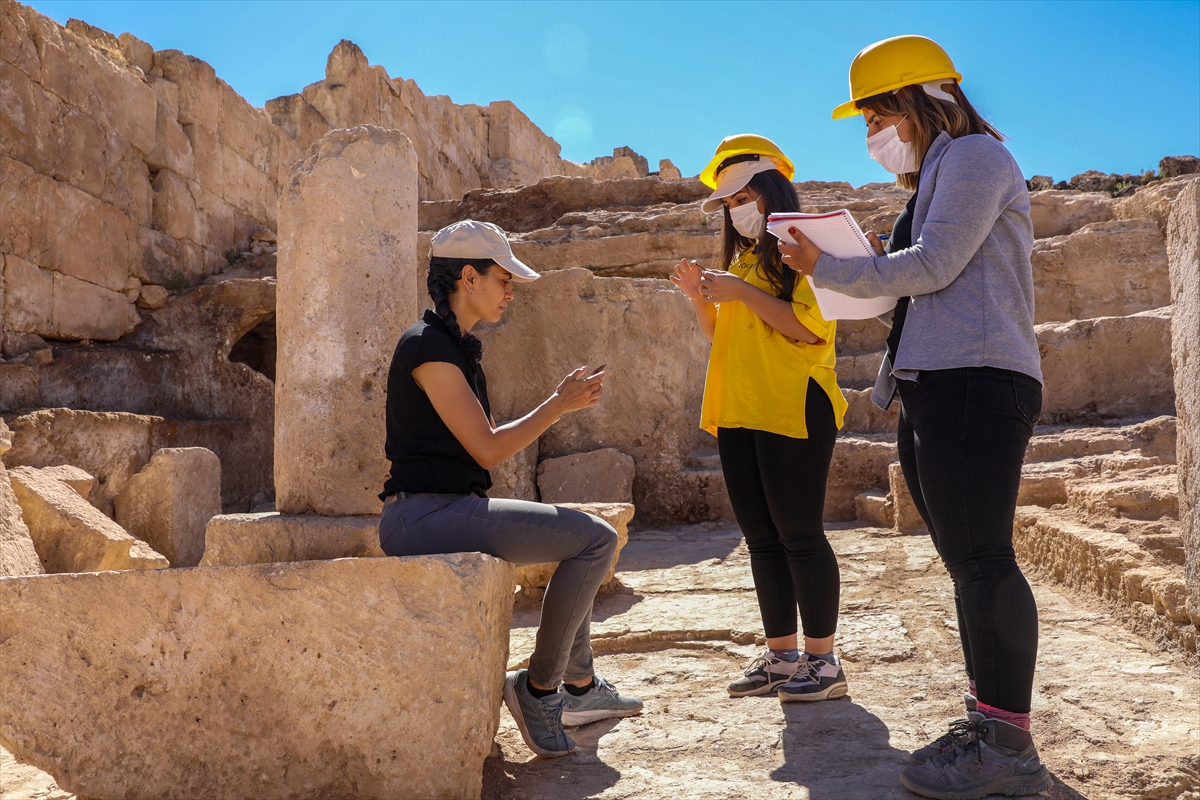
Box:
[426,256,493,366]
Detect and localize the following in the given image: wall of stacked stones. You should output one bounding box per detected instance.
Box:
[0,0,575,352]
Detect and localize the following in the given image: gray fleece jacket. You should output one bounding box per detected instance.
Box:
[812,131,1042,410]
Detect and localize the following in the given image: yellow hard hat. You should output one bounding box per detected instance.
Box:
[832,35,962,120]
[698,134,795,190]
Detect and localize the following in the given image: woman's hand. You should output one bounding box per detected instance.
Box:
[548,366,605,417]
[778,229,823,277]
[865,231,886,256]
[699,270,745,303]
[670,259,705,303]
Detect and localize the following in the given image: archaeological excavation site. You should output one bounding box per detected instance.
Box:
[1,2,1198,799]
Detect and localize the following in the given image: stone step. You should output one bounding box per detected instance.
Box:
[1066,469,1179,521]
[1013,506,1196,652]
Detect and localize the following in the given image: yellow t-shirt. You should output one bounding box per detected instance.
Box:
[700,250,847,439]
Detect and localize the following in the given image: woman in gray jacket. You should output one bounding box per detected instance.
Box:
[781,36,1052,800]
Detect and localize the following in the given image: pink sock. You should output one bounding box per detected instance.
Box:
[976,701,1030,731]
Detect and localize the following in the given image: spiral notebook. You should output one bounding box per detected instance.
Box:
[767,210,898,321]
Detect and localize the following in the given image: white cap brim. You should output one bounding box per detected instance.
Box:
[494,255,540,282]
[700,159,782,214]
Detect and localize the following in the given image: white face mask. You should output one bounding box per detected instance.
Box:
[728,200,765,239]
[866,118,920,175]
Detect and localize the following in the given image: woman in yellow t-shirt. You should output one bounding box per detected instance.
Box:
[671,134,849,703]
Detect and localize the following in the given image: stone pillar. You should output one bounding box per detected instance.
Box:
[275,126,418,515]
[1167,179,1200,626]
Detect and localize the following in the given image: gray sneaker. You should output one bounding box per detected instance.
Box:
[502,670,577,758]
[899,713,1054,799]
[778,654,848,702]
[561,677,643,726]
[728,651,800,697]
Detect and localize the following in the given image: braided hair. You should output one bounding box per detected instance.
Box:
[427,256,494,366]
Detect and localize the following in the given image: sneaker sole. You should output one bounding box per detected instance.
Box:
[778,682,849,702]
[898,766,1055,799]
[728,676,793,697]
[502,673,576,759]
[562,706,644,726]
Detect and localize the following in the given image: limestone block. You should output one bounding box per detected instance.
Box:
[2,253,138,341]
[854,490,894,528]
[114,447,220,567]
[1067,473,1179,521]
[0,60,107,197]
[1037,308,1175,423]
[116,31,153,73]
[265,93,332,151]
[216,79,274,172]
[182,121,223,195]
[153,50,220,128]
[136,283,169,309]
[1024,190,1117,240]
[841,387,900,433]
[26,8,156,153]
[200,512,383,566]
[1166,179,1200,622]
[0,554,514,800]
[33,464,94,497]
[151,168,201,242]
[537,448,635,504]
[2,408,155,517]
[826,436,897,522]
[1031,220,1170,324]
[219,145,276,226]
[275,126,418,516]
[146,98,196,178]
[659,159,683,180]
[0,418,43,577]
[1,1,43,81]
[1116,175,1200,233]
[489,441,538,501]
[512,502,634,593]
[889,462,925,531]
[8,465,168,573]
[0,154,137,293]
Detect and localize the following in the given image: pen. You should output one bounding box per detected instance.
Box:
[878,234,890,241]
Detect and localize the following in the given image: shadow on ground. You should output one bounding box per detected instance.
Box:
[483,719,623,800]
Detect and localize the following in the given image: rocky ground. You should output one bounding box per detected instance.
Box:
[2,521,1196,800]
[486,522,1200,800]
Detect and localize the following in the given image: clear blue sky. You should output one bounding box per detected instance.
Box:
[28,0,1200,187]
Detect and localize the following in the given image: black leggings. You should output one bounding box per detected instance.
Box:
[896,366,1042,714]
[717,379,840,640]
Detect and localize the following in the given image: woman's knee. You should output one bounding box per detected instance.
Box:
[580,513,619,558]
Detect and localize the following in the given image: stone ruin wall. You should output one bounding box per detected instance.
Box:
[0,0,580,353]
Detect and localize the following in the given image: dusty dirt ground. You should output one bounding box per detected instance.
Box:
[2,521,1195,800]
[487,522,1200,800]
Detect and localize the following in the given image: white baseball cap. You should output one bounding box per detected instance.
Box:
[430,220,540,281]
[700,158,782,214]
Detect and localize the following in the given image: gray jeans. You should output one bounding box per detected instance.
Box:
[378,493,619,688]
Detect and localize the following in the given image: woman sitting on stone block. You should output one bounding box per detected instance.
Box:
[671,134,849,704]
[378,219,642,759]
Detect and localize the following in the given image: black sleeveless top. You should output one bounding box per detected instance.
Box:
[380,310,492,499]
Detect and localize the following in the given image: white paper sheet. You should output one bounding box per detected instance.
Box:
[767,210,898,320]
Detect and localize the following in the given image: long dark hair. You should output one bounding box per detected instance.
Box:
[858,83,1002,190]
[426,256,494,366]
[716,167,801,301]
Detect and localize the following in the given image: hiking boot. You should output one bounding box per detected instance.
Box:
[561,677,644,726]
[778,654,848,702]
[910,692,980,764]
[728,651,800,697]
[502,670,576,758]
[899,712,1054,799]
[909,718,973,765]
